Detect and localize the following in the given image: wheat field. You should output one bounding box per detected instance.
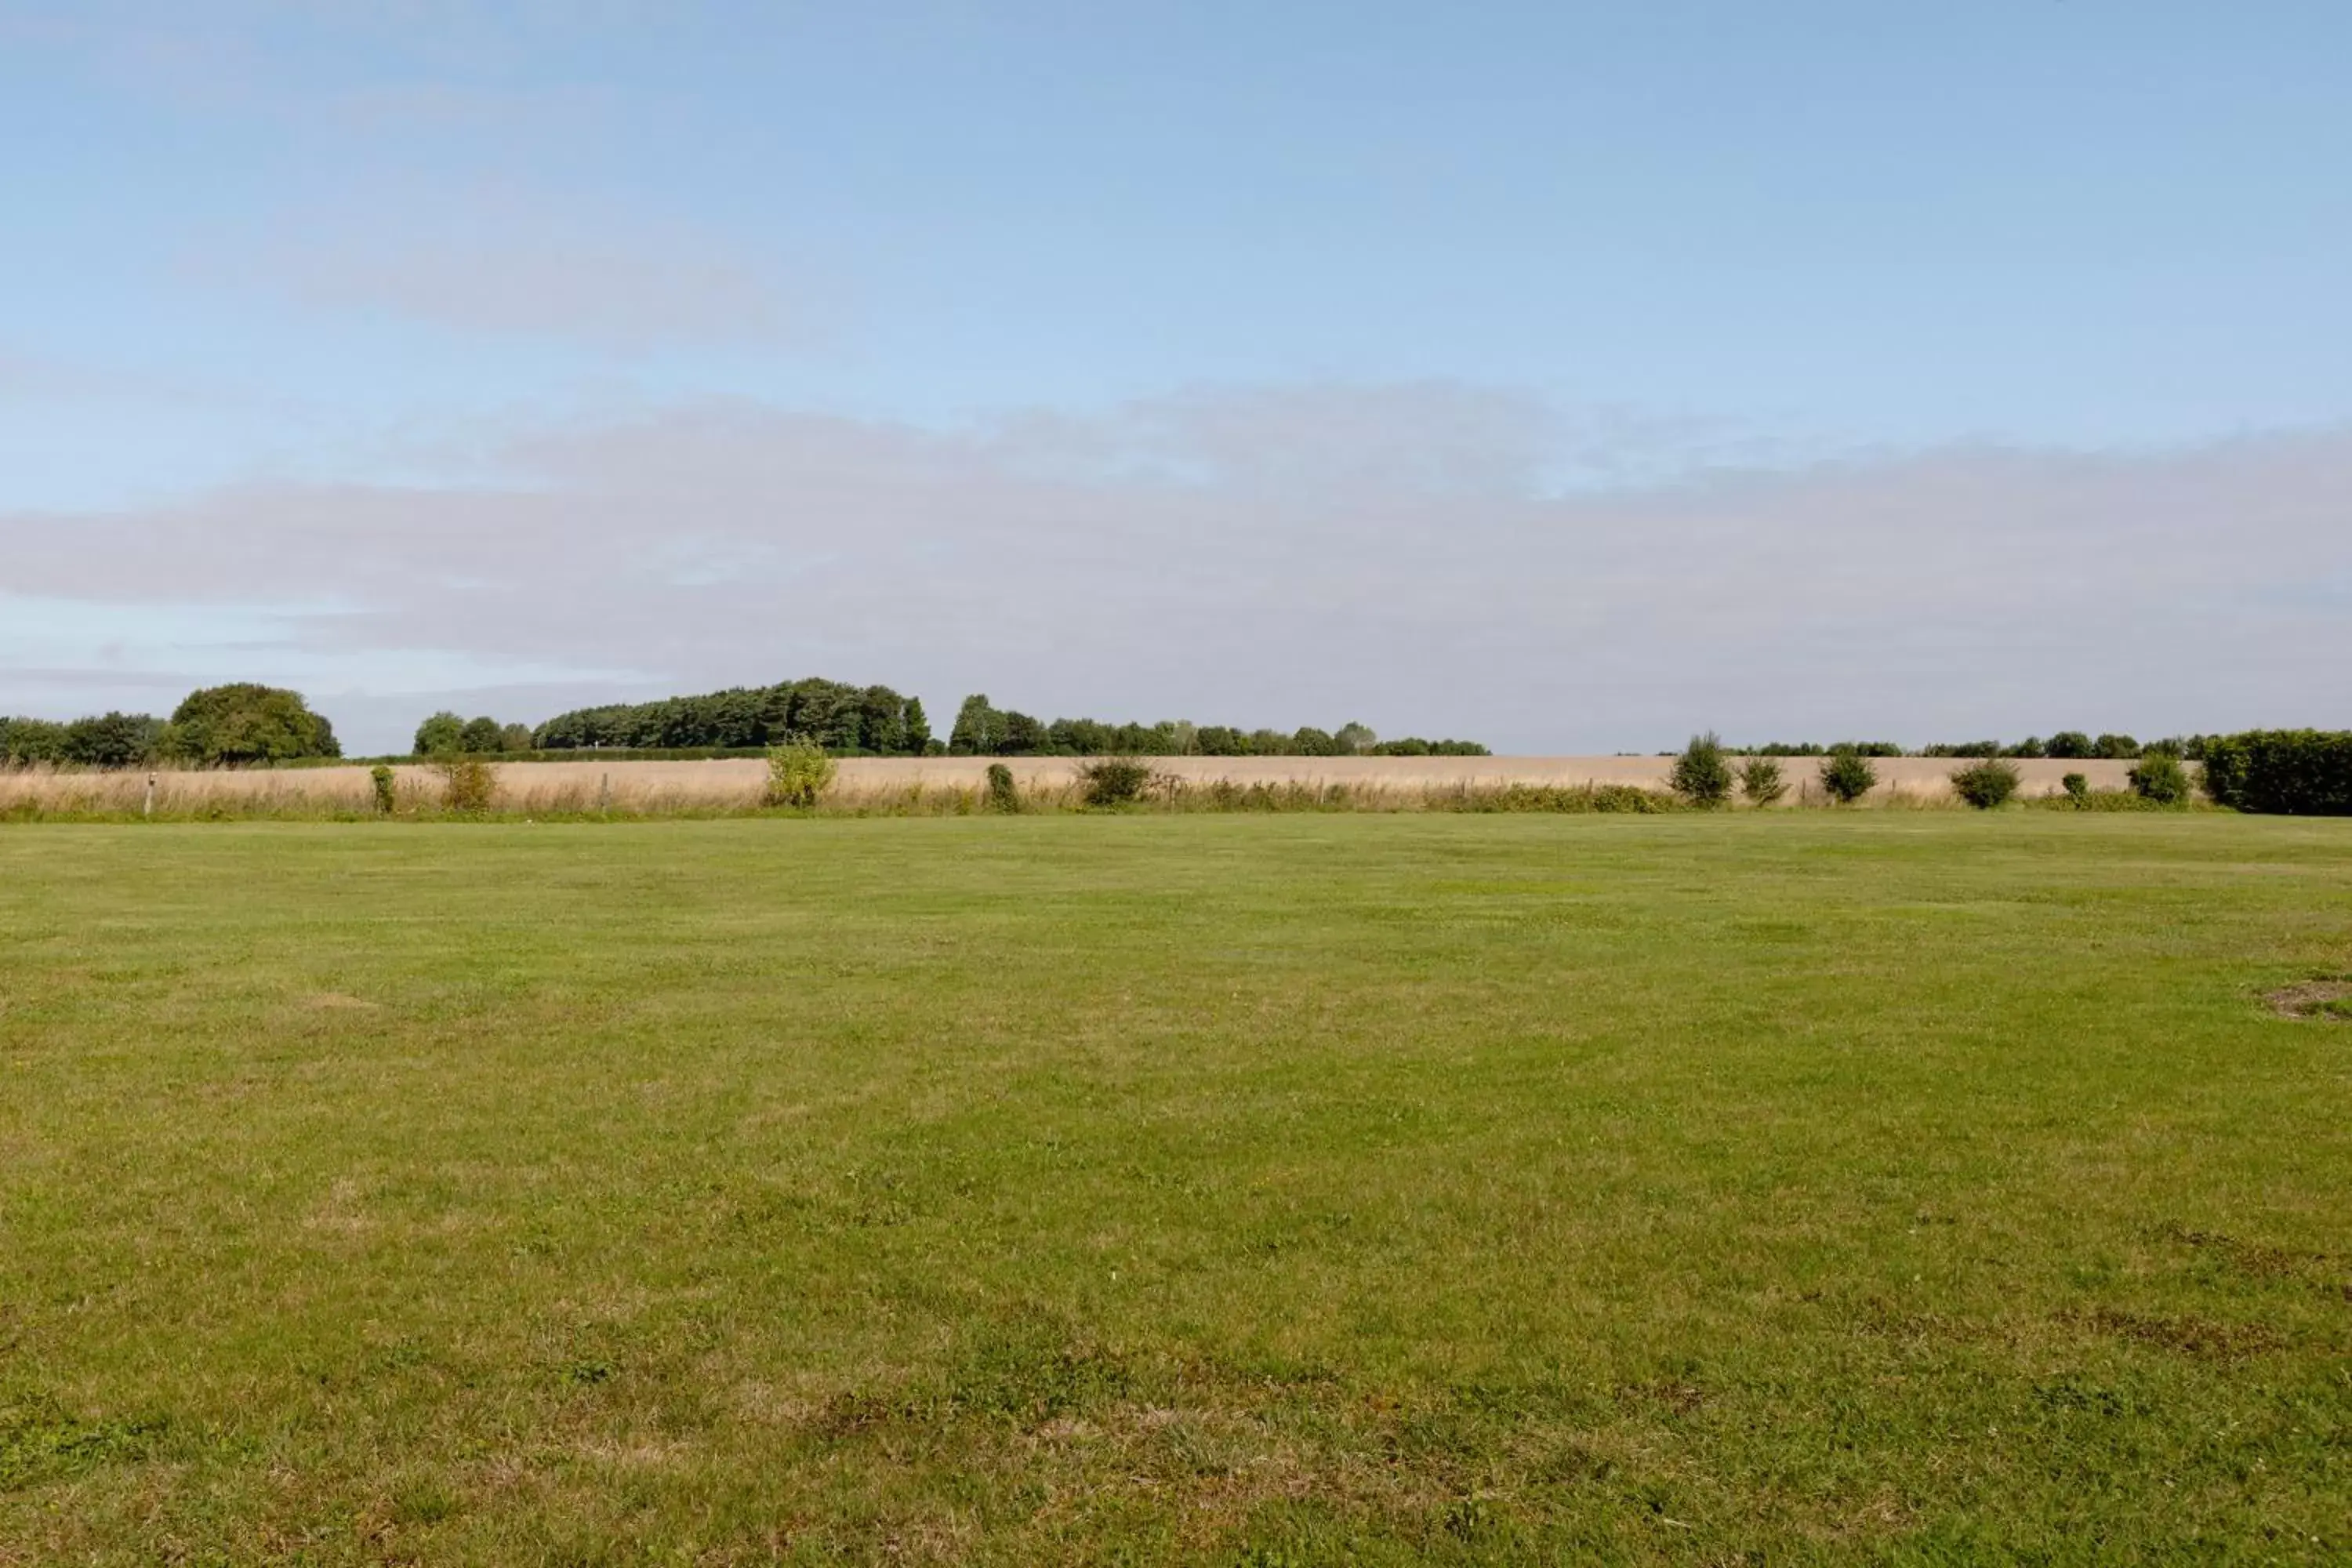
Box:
[0,754,2142,816]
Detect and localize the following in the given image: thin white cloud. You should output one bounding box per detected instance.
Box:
[4,385,2345,753]
[220,187,809,351]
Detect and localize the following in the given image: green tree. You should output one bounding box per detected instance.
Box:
[460,716,504,753]
[169,684,339,765]
[1671,731,1734,808]
[858,685,908,756]
[999,711,1047,754]
[1950,757,2022,809]
[949,695,1004,756]
[903,698,932,755]
[2128,753,2191,805]
[413,712,466,756]
[499,723,536,753]
[0,717,69,765]
[2045,731,2095,760]
[62,712,165,768]
[1333,721,1377,755]
[1819,746,1878,804]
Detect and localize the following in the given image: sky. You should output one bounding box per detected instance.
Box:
[2,0,2347,755]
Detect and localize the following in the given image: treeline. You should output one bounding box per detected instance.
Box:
[943,695,1487,757]
[529,680,932,755]
[1733,732,2201,760]
[520,681,1486,759]
[2,685,339,767]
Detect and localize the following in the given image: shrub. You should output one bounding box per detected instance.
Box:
[370,764,397,815]
[985,763,1020,813]
[764,739,837,808]
[2029,786,2172,813]
[1444,783,1677,814]
[2198,729,2352,815]
[435,757,498,813]
[1737,756,1788,806]
[1670,732,1734,808]
[2127,752,2192,806]
[2063,771,2089,802]
[1949,757,2022,809]
[1819,748,1878,804]
[1076,756,1155,807]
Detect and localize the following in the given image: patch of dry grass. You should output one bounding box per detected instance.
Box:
[0,755,2151,822]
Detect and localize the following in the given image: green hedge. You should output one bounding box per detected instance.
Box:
[2198,729,2352,815]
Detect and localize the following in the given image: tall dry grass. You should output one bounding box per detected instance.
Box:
[1,755,2149,822]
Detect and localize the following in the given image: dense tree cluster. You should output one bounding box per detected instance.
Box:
[0,711,165,767]
[1925,734,2198,760]
[2,686,338,767]
[531,681,934,756]
[1737,734,2201,760]
[944,695,1486,757]
[413,712,539,755]
[1734,741,1904,757]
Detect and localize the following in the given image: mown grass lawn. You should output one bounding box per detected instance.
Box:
[2,815,2349,1564]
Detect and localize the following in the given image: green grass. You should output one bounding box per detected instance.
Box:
[2,815,2348,1564]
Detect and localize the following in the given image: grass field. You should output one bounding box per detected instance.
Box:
[3,815,2349,1564]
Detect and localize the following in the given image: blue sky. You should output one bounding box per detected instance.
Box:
[3,2,2347,752]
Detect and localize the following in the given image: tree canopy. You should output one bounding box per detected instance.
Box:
[167,684,340,765]
[533,679,931,755]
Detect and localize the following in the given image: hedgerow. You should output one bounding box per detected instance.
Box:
[2198,730,2352,815]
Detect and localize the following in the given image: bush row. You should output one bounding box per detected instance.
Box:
[2199,730,2352,816]
[1734,731,2200,760]
[1670,737,2211,811]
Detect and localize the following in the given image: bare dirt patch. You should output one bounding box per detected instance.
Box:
[2265,978,2352,1021]
[2067,1307,2285,1363]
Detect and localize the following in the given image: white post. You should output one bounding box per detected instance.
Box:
[144,772,155,819]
